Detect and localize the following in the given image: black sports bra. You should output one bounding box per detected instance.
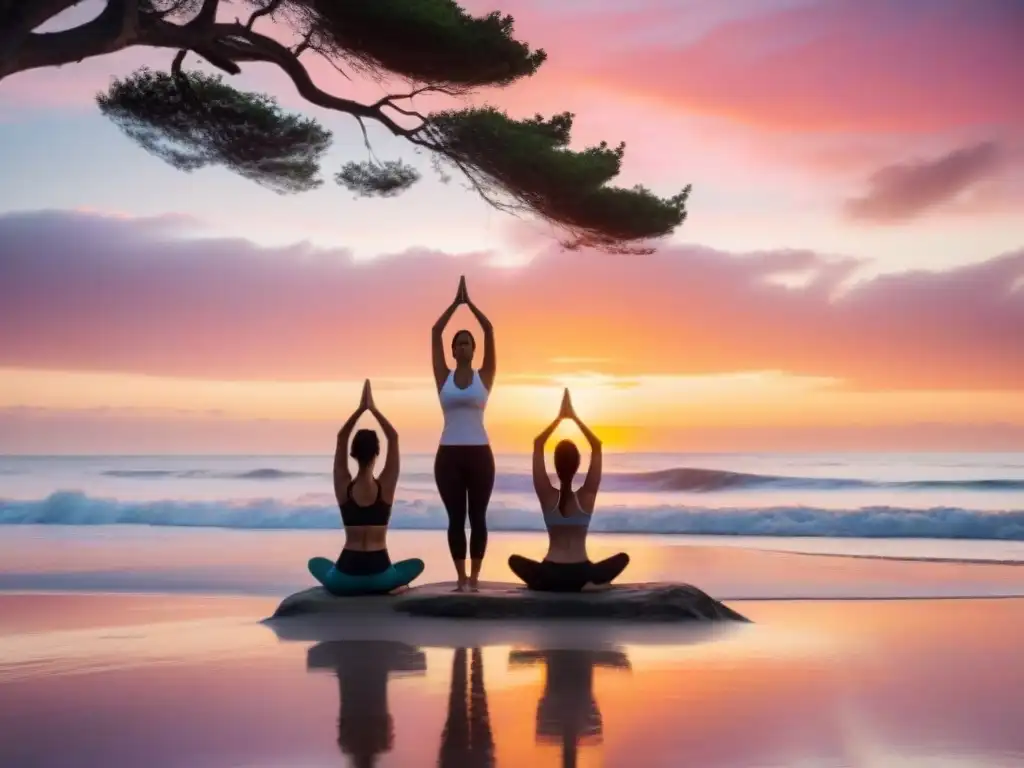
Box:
[340,480,392,527]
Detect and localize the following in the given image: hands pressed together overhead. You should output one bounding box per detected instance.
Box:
[358,379,378,416]
[452,274,482,314]
[557,388,579,424]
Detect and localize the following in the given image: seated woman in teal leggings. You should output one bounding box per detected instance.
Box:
[308,380,425,596]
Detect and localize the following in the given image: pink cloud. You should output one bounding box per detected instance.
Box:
[583,0,1024,134]
[844,141,1007,223]
[1,209,1022,390]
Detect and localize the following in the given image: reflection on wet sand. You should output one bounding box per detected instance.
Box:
[282,601,1024,767]
[439,647,496,768]
[307,640,427,768]
[509,648,631,768]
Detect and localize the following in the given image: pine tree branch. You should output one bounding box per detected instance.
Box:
[188,0,219,28]
[370,85,463,110]
[0,0,81,56]
[245,0,284,31]
[1,0,144,79]
[292,29,313,56]
[213,24,418,139]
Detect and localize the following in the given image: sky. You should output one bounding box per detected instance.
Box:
[0,0,1022,454]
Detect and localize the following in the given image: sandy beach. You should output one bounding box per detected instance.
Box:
[3,527,1024,767]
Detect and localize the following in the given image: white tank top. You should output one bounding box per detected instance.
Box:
[438,370,490,446]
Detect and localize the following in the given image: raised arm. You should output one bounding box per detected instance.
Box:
[431,278,465,391]
[367,388,400,504]
[333,401,366,507]
[465,289,496,391]
[532,415,563,503]
[575,413,603,499]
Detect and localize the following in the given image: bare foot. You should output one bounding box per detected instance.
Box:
[454,581,468,593]
[468,579,480,593]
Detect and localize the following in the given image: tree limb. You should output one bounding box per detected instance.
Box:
[354,116,378,162]
[1,0,146,79]
[171,47,187,76]
[188,0,219,29]
[0,0,80,58]
[370,85,462,110]
[214,24,417,138]
[192,45,242,73]
[292,29,313,56]
[380,101,430,124]
[245,0,283,31]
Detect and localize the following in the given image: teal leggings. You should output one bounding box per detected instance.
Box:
[308,556,425,596]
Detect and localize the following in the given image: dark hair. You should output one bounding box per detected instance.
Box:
[553,439,581,485]
[553,439,581,515]
[350,429,380,467]
[451,329,476,353]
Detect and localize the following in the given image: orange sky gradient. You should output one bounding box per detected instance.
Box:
[0,0,1021,453]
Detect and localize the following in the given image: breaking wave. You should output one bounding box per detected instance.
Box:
[2,491,1023,540]
[98,465,1024,493]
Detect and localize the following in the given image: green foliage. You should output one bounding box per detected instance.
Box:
[336,160,421,197]
[82,1,691,250]
[425,108,689,251]
[97,68,332,194]
[263,0,546,87]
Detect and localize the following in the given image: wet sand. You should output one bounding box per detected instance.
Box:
[2,591,1024,767]
[4,525,1024,599]
[3,526,1024,766]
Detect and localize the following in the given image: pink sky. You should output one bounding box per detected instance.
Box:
[0,0,1021,452]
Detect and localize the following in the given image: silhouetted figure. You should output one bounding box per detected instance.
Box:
[308,380,424,594]
[307,640,427,768]
[438,647,495,768]
[509,389,629,591]
[509,649,631,768]
[432,276,497,592]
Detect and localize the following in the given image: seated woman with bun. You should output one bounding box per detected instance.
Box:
[308,380,425,596]
[508,390,630,592]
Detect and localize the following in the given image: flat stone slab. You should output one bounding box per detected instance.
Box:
[271,580,748,622]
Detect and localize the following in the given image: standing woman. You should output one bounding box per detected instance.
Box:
[431,276,497,592]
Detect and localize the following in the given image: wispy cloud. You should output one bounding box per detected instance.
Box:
[844,142,1006,223]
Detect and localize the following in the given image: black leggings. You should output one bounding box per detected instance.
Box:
[434,445,495,560]
[335,548,391,575]
[508,553,630,592]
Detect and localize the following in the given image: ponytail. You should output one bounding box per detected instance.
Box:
[557,479,574,516]
[552,439,581,515]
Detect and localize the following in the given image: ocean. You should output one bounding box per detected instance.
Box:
[2,452,1023,547]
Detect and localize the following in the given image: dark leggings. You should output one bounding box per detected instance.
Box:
[508,553,630,592]
[434,445,495,560]
[335,548,391,575]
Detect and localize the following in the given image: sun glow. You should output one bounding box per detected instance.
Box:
[3,367,1024,453]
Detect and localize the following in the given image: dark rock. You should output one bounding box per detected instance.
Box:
[271,581,748,622]
[271,586,398,618]
[393,581,749,622]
